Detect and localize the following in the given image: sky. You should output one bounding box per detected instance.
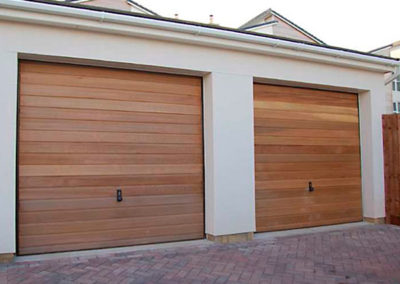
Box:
[140,0,400,52]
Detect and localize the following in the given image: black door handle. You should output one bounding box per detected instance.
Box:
[117,189,123,202]
[308,181,314,192]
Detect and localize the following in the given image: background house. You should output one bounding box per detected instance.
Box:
[239,8,325,45]
[370,42,400,114]
[59,0,158,15]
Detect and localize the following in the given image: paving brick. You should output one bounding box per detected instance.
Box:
[2,225,400,283]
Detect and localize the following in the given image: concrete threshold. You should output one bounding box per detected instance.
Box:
[255,221,371,240]
[15,239,211,263]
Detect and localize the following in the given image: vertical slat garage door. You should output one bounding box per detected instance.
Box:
[254,84,362,232]
[18,61,204,255]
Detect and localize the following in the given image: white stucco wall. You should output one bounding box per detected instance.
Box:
[204,73,255,236]
[359,87,387,218]
[0,51,17,254]
[0,3,395,254]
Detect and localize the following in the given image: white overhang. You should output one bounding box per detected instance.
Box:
[0,0,399,73]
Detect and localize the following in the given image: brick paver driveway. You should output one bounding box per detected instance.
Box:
[2,224,400,284]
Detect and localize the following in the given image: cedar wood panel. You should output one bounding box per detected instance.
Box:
[382,114,400,225]
[254,84,363,232]
[18,61,204,255]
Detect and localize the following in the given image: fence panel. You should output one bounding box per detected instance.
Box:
[382,114,400,225]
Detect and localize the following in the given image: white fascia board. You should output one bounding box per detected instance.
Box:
[0,0,398,72]
[70,0,91,3]
[245,22,276,34]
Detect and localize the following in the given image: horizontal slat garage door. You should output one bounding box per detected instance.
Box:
[18,61,204,255]
[254,84,362,232]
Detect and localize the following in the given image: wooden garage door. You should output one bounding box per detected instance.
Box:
[254,84,362,232]
[18,61,204,255]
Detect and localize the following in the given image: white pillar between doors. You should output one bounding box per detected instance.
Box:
[203,72,256,237]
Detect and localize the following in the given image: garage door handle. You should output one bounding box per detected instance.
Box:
[308,181,314,192]
[117,189,123,202]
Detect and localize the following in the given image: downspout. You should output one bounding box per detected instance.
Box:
[385,68,399,86]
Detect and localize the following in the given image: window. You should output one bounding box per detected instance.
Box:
[393,75,400,92]
[394,102,400,113]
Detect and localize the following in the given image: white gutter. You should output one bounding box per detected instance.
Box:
[0,0,399,70]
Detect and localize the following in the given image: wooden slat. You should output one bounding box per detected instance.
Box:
[255,170,361,180]
[19,174,204,188]
[253,84,357,101]
[20,203,204,224]
[21,95,200,115]
[256,208,361,232]
[256,185,361,199]
[20,107,201,125]
[255,161,360,172]
[20,214,204,235]
[19,194,203,211]
[256,178,361,191]
[254,128,358,138]
[254,100,357,115]
[256,201,361,217]
[254,92,357,108]
[20,61,201,92]
[20,118,202,134]
[20,130,202,144]
[19,223,203,248]
[19,184,203,200]
[19,153,203,165]
[255,154,360,163]
[255,145,360,155]
[382,114,400,225]
[255,136,359,146]
[18,60,204,255]
[19,164,203,177]
[20,84,201,105]
[19,233,203,255]
[254,118,359,130]
[254,108,358,123]
[19,142,203,154]
[254,83,362,232]
[20,71,200,96]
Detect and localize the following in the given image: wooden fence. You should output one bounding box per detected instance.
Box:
[382,114,400,225]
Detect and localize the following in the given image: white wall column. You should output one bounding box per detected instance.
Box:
[359,86,386,219]
[203,72,256,237]
[0,51,18,255]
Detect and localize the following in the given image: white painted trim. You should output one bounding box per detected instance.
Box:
[126,1,150,15]
[69,0,90,4]
[0,51,17,255]
[0,0,398,72]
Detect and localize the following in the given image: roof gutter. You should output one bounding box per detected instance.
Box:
[0,0,399,72]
